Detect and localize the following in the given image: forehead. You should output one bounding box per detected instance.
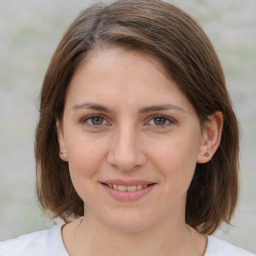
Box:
[73,45,172,84]
[66,46,195,114]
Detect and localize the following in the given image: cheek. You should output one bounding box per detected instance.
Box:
[66,135,108,193]
[67,132,106,165]
[148,133,201,188]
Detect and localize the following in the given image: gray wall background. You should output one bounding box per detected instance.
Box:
[0,0,255,253]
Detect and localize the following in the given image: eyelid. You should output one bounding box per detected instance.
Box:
[80,114,175,128]
[145,114,176,127]
[81,114,111,127]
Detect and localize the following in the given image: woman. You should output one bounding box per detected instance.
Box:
[0,0,254,255]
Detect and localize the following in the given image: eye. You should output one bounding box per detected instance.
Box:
[82,115,109,127]
[153,117,168,126]
[147,115,174,127]
[90,116,104,125]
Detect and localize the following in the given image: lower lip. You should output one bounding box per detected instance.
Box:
[101,184,155,202]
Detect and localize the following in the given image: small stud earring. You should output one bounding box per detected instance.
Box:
[204,152,209,157]
[60,152,66,155]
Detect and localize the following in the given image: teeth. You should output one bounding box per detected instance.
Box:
[137,184,142,190]
[118,185,127,191]
[127,185,136,191]
[107,184,149,191]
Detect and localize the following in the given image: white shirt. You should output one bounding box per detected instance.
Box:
[0,225,255,256]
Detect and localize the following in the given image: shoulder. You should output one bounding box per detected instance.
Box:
[0,225,68,256]
[206,236,256,256]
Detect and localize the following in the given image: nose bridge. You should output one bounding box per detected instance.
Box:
[107,122,145,171]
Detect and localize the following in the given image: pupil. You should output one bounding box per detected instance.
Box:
[154,117,166,125]
[92,117,103,125]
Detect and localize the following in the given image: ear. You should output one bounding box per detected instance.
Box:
[197,111,223,163]
[56,120,68,162]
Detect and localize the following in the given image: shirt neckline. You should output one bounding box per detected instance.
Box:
[50,224,216,256]
[47,225,69,256]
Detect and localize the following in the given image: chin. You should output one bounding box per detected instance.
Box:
[103,211,153,232]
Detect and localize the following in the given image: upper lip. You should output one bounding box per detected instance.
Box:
[100,179,155,186]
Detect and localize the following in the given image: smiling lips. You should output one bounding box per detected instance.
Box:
[105,184,149,191]
[101,180,156,201]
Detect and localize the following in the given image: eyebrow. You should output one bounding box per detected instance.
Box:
[72,103,110,112]
[138,104,185,113]
[72,103,185,113]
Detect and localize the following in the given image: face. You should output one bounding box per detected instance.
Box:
[57,47,209,232]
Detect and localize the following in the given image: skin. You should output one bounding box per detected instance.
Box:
[57,46,223,256]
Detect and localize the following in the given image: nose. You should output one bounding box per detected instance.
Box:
[107,125,146,172]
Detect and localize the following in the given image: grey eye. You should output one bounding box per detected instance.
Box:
[153,117,168,126]
[90,116,104,125]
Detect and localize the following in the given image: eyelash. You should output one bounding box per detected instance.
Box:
[81,115,110,128]
[146,115,175,128]
[81,114,175,129]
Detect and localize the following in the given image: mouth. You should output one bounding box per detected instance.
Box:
[101,183,153,192]
[100,180,156,202]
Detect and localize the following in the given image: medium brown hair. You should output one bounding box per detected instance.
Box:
[35,0,239,235]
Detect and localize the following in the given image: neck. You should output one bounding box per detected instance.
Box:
[63,212,207,256]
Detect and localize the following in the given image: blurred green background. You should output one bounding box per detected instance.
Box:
[0,0,255,253]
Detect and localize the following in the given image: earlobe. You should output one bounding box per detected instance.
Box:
[56,120,68,162]
[197,111,223,164]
